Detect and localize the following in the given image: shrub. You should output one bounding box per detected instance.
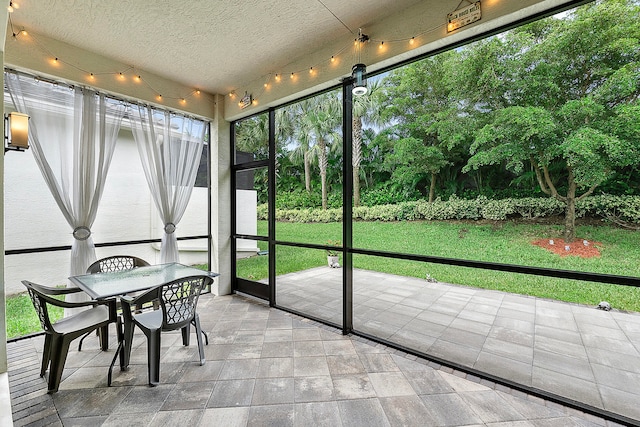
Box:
[261,195,640,224]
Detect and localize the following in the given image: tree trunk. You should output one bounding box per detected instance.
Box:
[319,139,328,210]
[352,116,363,207]
[304,151,311,192]
[428,172,437,203]
[563,170,577,242]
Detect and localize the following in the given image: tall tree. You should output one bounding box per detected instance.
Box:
[463,0,640,241]
[293,92,342,209]
[380,51,462,202]
[352,80,383,206]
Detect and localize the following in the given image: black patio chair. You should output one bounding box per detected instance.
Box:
[86,255,150,274]
[78,255,152,351]
[120,275,212,386]
[22,280,117,393]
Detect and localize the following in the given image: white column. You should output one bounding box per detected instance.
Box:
[211,94,231,295]
[0,46,15,426]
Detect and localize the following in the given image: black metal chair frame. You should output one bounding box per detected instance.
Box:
[22,280,117,393]
[119,275,212,386]
[85,255,150,274]
[78,255,151,352]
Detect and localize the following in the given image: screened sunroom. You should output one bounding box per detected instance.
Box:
[2,1,640,425]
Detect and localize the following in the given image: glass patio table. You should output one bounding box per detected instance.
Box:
[69,262,219,384]
[69,262,218,300]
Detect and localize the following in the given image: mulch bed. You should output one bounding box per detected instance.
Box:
[532,238,601,258]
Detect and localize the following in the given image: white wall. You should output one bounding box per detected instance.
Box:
[3,127,209,295]
[236,189,259,255]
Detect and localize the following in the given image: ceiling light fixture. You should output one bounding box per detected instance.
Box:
[352,29,369,96]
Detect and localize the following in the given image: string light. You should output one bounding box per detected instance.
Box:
[7,1,19,13]
[207,20,442,109]
[8,29,207,108]
[7,3,442,112]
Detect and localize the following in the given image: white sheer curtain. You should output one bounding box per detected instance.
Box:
[128,104,206,263]
[5,71,126,312]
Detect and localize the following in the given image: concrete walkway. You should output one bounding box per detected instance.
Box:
[7,293,618,426]
[275,267,640,424]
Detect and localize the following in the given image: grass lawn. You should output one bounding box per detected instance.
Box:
[237,219,640,312]
[6,293,63,339]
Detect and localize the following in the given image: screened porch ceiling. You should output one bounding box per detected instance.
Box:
[3,0,581,120]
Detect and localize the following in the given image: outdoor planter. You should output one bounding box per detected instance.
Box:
[327,255,339,267]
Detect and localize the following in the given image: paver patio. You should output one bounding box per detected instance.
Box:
[276,267,640,424]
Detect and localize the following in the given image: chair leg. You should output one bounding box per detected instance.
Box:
[146,330,161,386]
[47,336,72,393]
[191,318,209,345]
[181,323,191,346]
[193,314,206,366]
[40,334,52,377]
[77,330,92,352]
[98,325,109,351]
[121,317,135,370]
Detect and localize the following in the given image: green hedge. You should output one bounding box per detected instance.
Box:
[257,195,640,223]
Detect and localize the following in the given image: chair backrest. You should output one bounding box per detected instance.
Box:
[159,275,212,331]
[87,256,150,274]
[22,281,55,333]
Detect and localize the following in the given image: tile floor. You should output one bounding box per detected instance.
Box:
[7,291,629,426]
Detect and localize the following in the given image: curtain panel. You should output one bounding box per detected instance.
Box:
[6,71,126,314]
[128,104,206,263]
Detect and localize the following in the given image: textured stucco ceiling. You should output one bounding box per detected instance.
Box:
[7,0,428,95]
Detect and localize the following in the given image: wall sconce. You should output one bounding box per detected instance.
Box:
[5,112,30,153]
[352,63,368,96]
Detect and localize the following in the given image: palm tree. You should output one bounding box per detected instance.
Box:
[235,109,293,189]
[293,92,342,209]
[287,100,315,192]
[352,79,383,206]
